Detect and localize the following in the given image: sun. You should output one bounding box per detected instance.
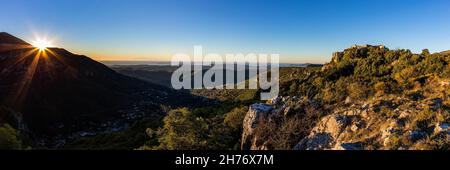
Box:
[32,38,53,51]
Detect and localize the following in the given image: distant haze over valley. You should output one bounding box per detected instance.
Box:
[100,61,322,68]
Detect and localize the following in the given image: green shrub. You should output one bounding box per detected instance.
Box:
[0,124,22,150]
[154,108,209,150]
[347,82,371,100]
[224,106,248,131]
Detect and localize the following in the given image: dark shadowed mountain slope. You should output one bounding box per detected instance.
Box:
[0,32,33,52]
[0,32,30,45]
[0,33,201,137]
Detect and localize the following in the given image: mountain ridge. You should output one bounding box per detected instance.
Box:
[0,32,33,52]
[0,32,30,45]
[0,33,202,141]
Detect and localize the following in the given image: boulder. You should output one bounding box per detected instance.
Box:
[294,133,333,150]
[344,97,352,105]
[321,114,351,139]
[241,103,274,150]
[398,110,411,119]
[360,110,370,119]
[350,124,359,132]
[294,114,350,150]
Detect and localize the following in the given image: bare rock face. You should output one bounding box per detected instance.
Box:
[294,114,351,150]
[241,103,274,150]
[332,52,344,63]
[295,133,333,150]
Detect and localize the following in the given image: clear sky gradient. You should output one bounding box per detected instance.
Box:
[1,0,449,63]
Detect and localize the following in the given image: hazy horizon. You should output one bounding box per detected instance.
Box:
[1,0,450,63]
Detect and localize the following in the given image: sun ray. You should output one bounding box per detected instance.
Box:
[6,48,39,69]
[4,35,61,109]
[9,50,42,108]
[46,48,76,73]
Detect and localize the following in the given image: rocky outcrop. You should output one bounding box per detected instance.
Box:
[241,74,450,150]
[241,103,274,150]
[241,45,450,150]
[329,45,386,64]
[332,52,344,63]
[294,114,351,150]
[294,94,450,150]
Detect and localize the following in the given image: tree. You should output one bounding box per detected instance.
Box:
[421,49,430,56]
[224,106,248,131]
[0,124,22,150]
[288,81,298,95]
[393,67,416,84]
[142,105,245,150]
[155,108,209,150]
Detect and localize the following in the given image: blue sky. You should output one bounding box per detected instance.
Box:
[1,0,449,63]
